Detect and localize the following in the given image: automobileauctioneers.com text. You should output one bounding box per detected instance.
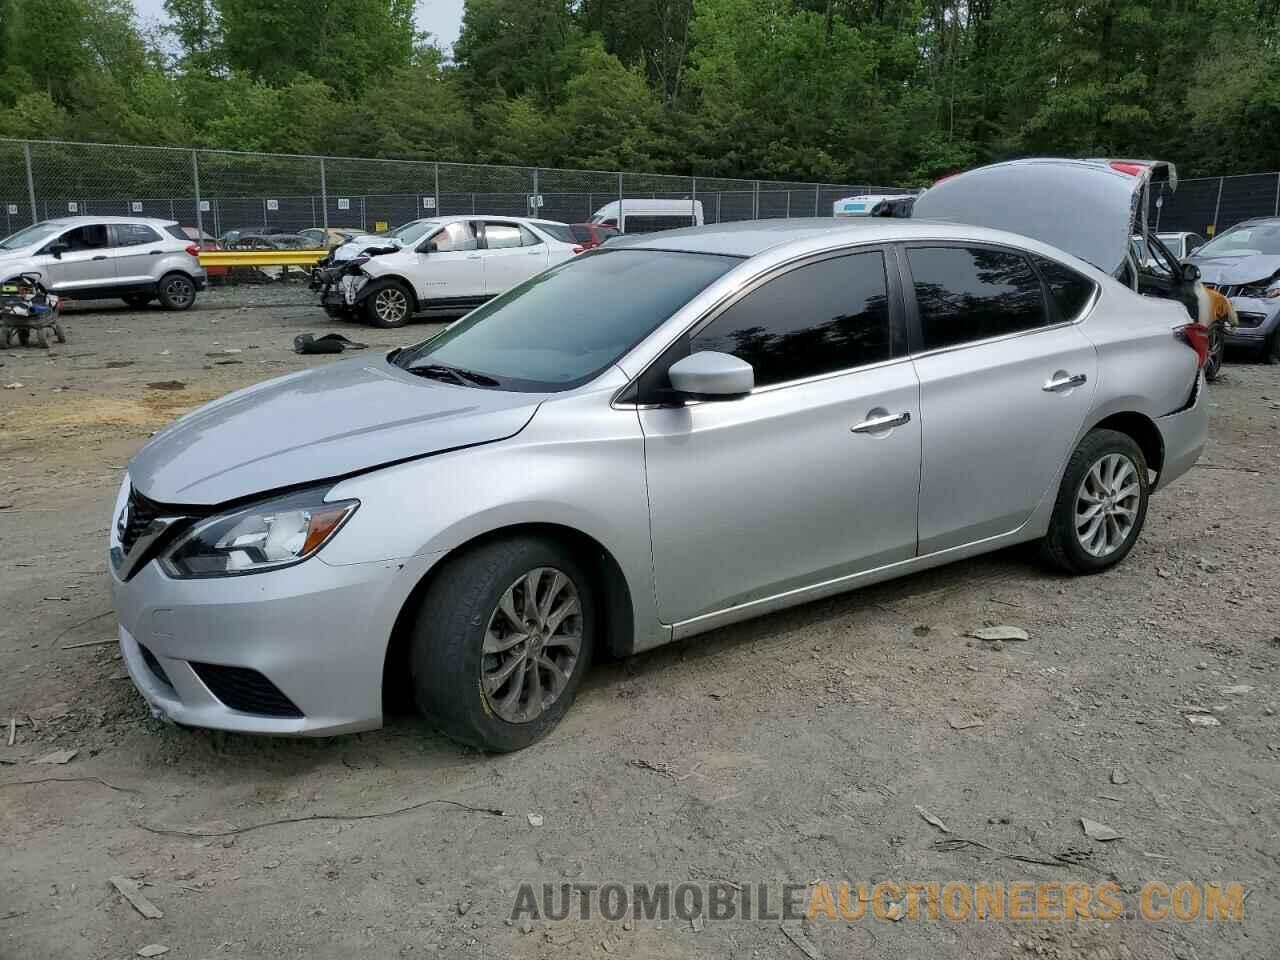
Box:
[510,880,1244,924]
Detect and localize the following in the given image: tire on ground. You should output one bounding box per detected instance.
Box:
[409,536,596,752]
[1041,428,1150,575]
[361,279,414,328]
[156,273,197,311]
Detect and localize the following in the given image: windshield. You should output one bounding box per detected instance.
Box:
[394,249,739,391]
[1196,222,1280,258]
[0,222,63,251]
[390,220,439,244]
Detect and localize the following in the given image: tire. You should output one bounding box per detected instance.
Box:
[52,319,66,344]
[1041,429,1150,575]
[122,294,153,309]
[361,280,413,328]
[156,273,196,311]
[410,537,596,752]
[1204,323,1225,381]
[1267,329,1280,365]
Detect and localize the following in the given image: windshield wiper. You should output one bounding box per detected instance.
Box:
[406,362,500,388]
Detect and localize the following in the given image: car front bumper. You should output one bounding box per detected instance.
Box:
[1223,295,1279,348]
[110,550,435,736]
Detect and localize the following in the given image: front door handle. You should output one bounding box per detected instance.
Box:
[1043,372,1088,393]
[851,410,911,434]
[147,250,163,255]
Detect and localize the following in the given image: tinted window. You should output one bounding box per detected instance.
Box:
[57,224,110,251]
[533,223,576,244]
[569,224,593,243]
[908,247,1046,350]
[115,223,162,246]
[691,252,891,387]
[624,214,695,234]
[394,250,736,392]
[484,223,523,249]
[1035,257,1096,321]
[424,221,477,252]
[518,225,545,246]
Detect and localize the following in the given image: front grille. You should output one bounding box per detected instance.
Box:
[138,643,174,691]
[190,663,304,718]
[120,487,163,555]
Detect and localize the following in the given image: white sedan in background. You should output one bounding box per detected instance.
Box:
[318,216,580,327]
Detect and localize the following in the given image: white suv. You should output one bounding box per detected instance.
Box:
[0,216,207,310]
[317,216,579,327]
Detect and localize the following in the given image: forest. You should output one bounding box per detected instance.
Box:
[0,0,1277,185]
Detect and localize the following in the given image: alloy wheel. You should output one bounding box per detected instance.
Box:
[374,287,408,324]
[481,567,583,723]
[1205,324,1224,379]
[1074,453,1141,558]
[165,277,193,307]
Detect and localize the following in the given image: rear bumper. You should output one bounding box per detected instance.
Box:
[1154,372,1207,491]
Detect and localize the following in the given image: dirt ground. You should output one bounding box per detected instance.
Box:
[0,285,1277,960]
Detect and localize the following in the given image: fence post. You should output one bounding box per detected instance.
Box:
[1274,172,1279,217]
[1211,176,1224,235]
[617,172,624,227]
[691,176,697,223]
[753,181,760,219]
[531,168,539,216]
[319,158,328,229]
[785,191,791,219]
[191,150,203,237]
[815,183,821,217]
[433,162,440,215]
[23,142,37,223]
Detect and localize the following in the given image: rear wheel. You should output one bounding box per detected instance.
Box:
[409,537,595,752]
[362,280,413,328]
[1267,329,1280,365]
[1041,429,1150,575]
[1204,323,1225,381]
[156,273,196,311]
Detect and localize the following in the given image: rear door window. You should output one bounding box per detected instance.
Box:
[690,251,893,387]
[906,246,1048,351]
[482,223,523,250]
[114,224,162,247]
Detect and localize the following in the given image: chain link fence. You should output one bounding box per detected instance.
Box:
[1150,173,1280,237]
[0,138,920,241]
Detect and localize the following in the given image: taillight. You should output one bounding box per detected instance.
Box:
[1109,161,1146,177]
[1177,323,1210,369]
[185,243,200,257]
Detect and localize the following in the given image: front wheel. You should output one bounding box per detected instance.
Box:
[410,537,595,752]
[362,280,413,328]
[1041,429,1150,575]
[156,273,196,311]
[1204,323,1225,381]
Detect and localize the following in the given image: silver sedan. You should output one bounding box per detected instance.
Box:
[109,164,1208,751]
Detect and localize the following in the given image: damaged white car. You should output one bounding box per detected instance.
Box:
[314,215,579,327]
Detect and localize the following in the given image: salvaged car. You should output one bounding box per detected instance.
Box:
[110,163,1208,751]
[313,215,578,327]
[1186,217,1280,362]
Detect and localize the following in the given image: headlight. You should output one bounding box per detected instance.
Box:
[160,487,358,578]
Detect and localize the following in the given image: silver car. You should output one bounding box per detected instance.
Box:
[109,164,1208,751]
[0,216,206,309]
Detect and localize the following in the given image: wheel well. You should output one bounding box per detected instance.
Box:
[1092,412,1164,474]
[380,523,635,713]
[359,274,415,302]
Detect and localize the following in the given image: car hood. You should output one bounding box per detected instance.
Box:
[913,158,1175,276]
[332,236,401,261]
[1188,253,1280,287]
[128,356,543,506]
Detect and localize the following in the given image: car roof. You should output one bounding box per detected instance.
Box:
[38,215,179,227]
[607,217,1074,258]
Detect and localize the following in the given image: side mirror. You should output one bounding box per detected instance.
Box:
[47,241,69,259]
[667,351,754,400]
[1181,263,1201,283]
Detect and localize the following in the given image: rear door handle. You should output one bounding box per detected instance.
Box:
[147,250,163,255]
[1043,372,1088,392]
[466,254,482,260]
[851,410,911,434]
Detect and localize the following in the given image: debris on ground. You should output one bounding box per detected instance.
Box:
[6,718,13,747]
[1110,767,1129,785]
[136,945,169,958]
[110,876,164,919]
[146,381,186,391]
[1080,817,1122,841]
[457,900,472,916]
[31,749,77,765]
[779,922,823,959]
[1219,685,1253,695]
[946,714,985,730]
[915,804,950,833]
[527,813,544,827]
[61,638,118,650]
[967,626,1029,642]
[1186,713,1221,727]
